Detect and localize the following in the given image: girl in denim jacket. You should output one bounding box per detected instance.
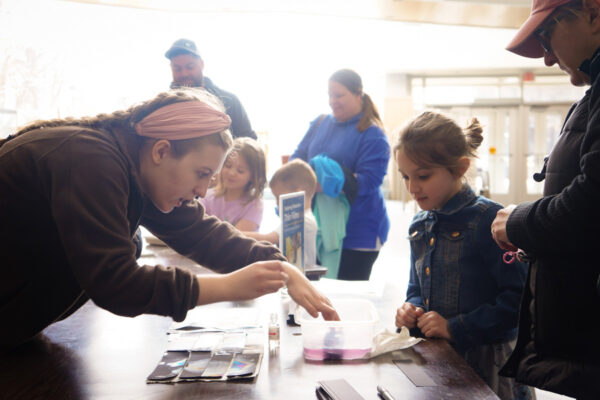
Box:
[393,112,533,400]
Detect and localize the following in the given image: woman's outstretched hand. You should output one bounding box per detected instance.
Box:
[196,261,339,321]
[283,262,340,321]
[196,260,288,305]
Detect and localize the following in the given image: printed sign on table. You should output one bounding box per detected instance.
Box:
[279,191,305,273]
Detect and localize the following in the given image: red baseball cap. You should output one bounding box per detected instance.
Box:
[507,0,573,58]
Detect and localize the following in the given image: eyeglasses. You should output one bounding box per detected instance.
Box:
[534,9,577,54]
[534,20,558,53]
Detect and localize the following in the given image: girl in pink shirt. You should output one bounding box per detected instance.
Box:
[201,137,266,231]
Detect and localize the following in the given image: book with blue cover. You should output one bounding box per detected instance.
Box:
[279,191,305,273]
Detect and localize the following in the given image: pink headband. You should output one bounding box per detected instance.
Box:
[134,101,231,140]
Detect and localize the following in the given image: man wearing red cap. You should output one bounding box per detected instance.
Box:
[492,1,600,398]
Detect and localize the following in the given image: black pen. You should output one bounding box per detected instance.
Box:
[377,385,395,400]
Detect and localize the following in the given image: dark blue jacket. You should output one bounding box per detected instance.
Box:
[407,186,527,352]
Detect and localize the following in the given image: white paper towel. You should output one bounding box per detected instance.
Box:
[364,327,424,359]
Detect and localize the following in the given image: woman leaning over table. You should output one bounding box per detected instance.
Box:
[0,88,338,352]
[290,69,390,281]
[491,0,600,398]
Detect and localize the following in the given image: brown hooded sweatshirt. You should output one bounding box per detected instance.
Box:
[0,125,282,349]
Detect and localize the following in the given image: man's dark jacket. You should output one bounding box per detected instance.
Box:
[172,77,256,140]
[500,50,600,400]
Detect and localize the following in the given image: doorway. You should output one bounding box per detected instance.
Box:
[439,105,570,205]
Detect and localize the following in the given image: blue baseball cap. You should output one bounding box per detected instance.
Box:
[165,38,202,59]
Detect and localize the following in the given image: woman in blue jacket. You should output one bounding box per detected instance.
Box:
[291,69,390,280]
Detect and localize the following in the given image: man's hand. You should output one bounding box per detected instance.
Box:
[491,205,518,251]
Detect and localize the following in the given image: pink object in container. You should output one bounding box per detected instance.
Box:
[295,299,378,360]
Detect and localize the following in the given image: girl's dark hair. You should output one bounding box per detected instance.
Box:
[394,111,483,177]
[2,88,233,157]
[329,69,383,133]
[214,137,266,202]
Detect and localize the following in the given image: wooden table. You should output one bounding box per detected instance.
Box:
[0,244,499,400]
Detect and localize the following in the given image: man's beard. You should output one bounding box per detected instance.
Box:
[170,77,203,89]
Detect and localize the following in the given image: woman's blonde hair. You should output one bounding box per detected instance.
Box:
[394,111,483,177]
[214,137,267,203]
[3,88,233,157]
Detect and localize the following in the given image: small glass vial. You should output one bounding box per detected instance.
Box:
[268,313,280,350]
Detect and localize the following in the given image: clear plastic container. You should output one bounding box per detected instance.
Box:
[295,298,378,360]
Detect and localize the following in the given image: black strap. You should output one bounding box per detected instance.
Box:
[311,114,326,135]
[533,156,549,182]
[339,164,358,205]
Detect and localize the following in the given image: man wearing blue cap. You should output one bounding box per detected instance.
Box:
[165,38,256,140]
[131,38,259,260]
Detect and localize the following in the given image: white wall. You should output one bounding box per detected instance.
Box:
[0,0,548,172]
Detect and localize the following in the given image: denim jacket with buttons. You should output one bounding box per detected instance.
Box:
[406,185,527,351]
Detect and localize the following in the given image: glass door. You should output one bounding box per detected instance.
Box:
[440,105,571,205]
[440,106,515,205]
[522,105,569,201]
